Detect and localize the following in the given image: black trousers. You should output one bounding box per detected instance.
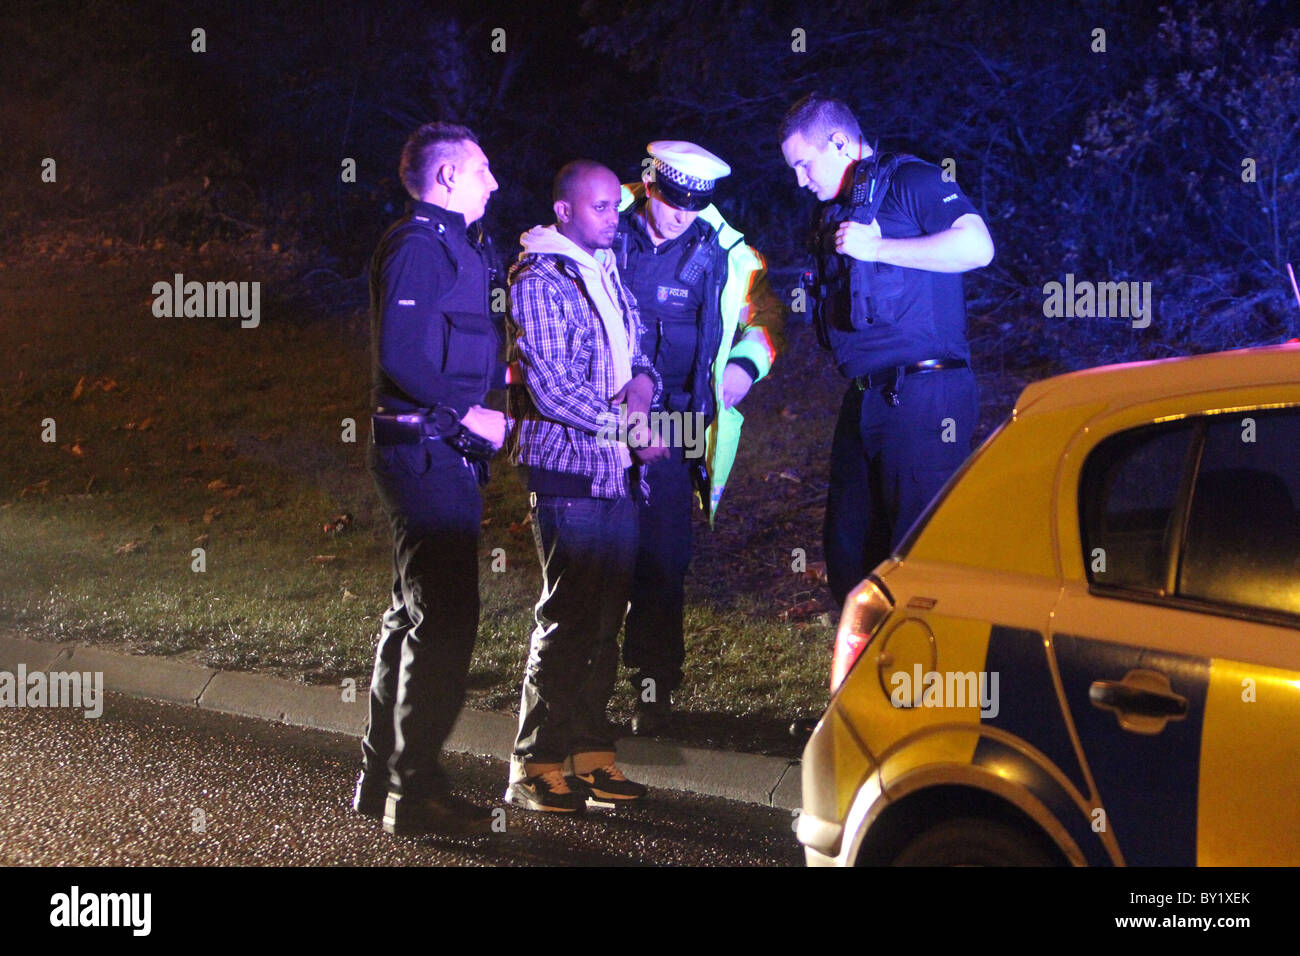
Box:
[824,367,979,606]
[362,437,482,797]
[513,494,638,769]
[623,444,694,697]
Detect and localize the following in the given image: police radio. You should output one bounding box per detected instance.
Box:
[676,226,716,285]
[849,139,882,210]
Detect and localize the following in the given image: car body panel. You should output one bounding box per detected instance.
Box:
[1199,658,1300,864]
[906,402,1101,577]
[1052,631,1209,866]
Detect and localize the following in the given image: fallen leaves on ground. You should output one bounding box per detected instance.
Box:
[777,598,824,622]
[322,513,352,536]
[70,376,120,401]
[764,470,802,484]
[800,560,828,586]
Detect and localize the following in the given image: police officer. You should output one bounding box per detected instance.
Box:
[352,121,505,836]
[616,141,783,734]
[779,94,994,607]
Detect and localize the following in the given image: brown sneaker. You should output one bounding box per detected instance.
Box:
[570,763,648,804]
[504,768,586,813]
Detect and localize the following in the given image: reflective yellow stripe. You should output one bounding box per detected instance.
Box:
[1198,658,1300,864]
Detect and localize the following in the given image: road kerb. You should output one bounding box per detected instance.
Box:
[0,633,802,810]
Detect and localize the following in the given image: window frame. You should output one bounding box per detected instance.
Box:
[1081,407,1300,631]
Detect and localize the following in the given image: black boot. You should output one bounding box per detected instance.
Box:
[632,690,673,736]
[352,771,388,820]
[383,788,494,837]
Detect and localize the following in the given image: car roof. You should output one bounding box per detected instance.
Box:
[1015,343,1300,418]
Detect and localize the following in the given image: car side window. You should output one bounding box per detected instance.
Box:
[1179,409,1300,617]
[1081,422,1197,592]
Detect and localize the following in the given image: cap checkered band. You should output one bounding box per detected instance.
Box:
[653,157,714,192]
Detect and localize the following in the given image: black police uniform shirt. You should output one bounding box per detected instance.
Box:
[620,208,706,406]
[824,161,979,379]
[369,200,497,417]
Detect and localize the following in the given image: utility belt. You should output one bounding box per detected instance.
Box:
[852,358,968,407]
[372,407,494,485]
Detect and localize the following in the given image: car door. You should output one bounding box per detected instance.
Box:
[1049,407,1300,865]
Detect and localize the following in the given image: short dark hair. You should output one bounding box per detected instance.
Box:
[779,93,863,146]
[552,159,611,204]
[399,122,479,199]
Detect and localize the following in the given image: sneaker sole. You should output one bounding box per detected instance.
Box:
[582,789,646,803]
[570,778,648,803]
[503,785,584,813]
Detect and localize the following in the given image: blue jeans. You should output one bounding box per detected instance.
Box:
[513,494,639,767]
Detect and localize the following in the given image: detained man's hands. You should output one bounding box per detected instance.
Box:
[610,373,656,413]
[834,218,883,261]
[610,373,668,463]
[721,363,754,409]
[460,405,506,450]
[629,428,669,464]
[609,372,656,423]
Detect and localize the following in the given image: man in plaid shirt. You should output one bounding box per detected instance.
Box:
[505,160,668,813]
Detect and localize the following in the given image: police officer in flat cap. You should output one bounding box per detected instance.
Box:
[615,141,785,735]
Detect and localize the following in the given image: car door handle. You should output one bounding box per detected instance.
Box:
[1089,669,1189,734]
[1090,682,1188,717]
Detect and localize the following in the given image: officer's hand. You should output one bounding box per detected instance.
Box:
[834,220,883,261]
[721,363,754,409]
[460,405,506,450]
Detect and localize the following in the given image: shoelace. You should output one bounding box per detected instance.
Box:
[537,769,572,794]
[590,763,627,782]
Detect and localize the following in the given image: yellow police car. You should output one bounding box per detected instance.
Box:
[797,344,1300,866]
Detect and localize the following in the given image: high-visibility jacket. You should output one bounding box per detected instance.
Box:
[619,183,784,523]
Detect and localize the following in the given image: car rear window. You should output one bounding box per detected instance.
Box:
[1179,410,1300,616]
[1081,422,1198,592]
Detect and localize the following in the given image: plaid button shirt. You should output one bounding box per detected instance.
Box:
[506,249,662,499]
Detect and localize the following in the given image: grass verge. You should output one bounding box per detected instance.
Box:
[1,256,879,755]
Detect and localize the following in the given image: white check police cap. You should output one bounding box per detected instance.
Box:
[646,140,731,211]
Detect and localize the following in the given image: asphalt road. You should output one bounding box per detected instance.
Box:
[0,693,803,867]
